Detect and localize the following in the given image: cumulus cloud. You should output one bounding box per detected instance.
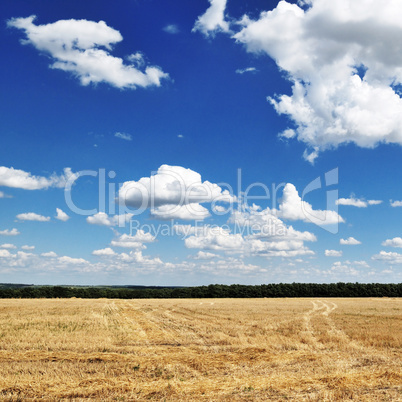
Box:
[55,208,69,221]
[86,212,133,226]
[229,208,317,242]
[181,209,316,258]
[336,197,382,207]
[21,245,35,251]
[0,244,17,249]
[41,251,57,257]
[390,200,402,207]
[110,230,155,249]
[0,250,12,258]
[118,165,234,212]
[192,0,230,36]
[0,166,76,190]
[382,237,402,248]
[92,247,116,256]
[276,183,344,225]
[325,249,342,257]
[16,212,50,222]
[58,256,88,265]
[114,132,132,141]
[0,228,20,236]
[340,237,361,245]
[192,251,218,260]
[150,203,210,220]
[185,226,244,251]
[372,251,402,264]
[8,16,168,89]
[232,0,402,161]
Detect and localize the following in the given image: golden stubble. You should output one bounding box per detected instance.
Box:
[0,297,400,400]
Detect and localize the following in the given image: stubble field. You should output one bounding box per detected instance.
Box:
[0,297,400,400]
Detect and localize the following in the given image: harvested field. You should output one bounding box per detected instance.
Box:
[0,298,400,400]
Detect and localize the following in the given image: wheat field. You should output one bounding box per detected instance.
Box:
[0,298,400,400]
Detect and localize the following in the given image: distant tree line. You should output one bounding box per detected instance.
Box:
[0,283,400,298]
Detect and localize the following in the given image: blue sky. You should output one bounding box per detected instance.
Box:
[0,0,401,285]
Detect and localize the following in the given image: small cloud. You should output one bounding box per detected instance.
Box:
[340,237,361,245]
[16,212,50,222]
[21,245,35,250]
[55,208,70,222]
[325,249,343,257]
[0,244,17,249]
[235,67,257,74]
[382,237,402,248]
[86,212,133,227]
[192,251,218,260]
[336,197,383,207]
[92,247,116,256]
[390,200,402,207]
[303,147,319,164]
[114,132,132,141]
[177,134,184,138]
[163,24,180,34]
[367,200,382,205]
[279,129,296,139]
[41,251,57,257]
[0,228,20,236]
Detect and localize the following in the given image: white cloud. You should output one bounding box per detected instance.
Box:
[390,200,402,207]
[336,197,382,207]
[0,250,12,258]
[192,0,230,36]
[232,0,402,161]
[229,208,317,242]
[276,183,344,225]
[92,247,116,256]
[163,24,179,34]
[340,237,361,245]
[16,212,50,222]
[21,245,35,251]
[150,203,210,220]
[55,208,69,221]
[114,132,132,141]
[325,249,342,257]
[41,251,57,257]
[118,164,234,209]
[181,218,315,258]
[235,67,257,74]
[86,212,133,226]
[116,250,163,266]
[8,16,168,89]
[0,166,76,190]
[372,251,402,264]
[367,200,382,205]
[58,256,88,265]
[110,230,155,249]
[192,251,218,260]
[382,237,402,248]
[0,244,17,249]
[185,226,244,251]
[0,228,20,236]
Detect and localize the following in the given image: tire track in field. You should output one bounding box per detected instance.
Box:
[300,300,328,350]
[304,300,395,367]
